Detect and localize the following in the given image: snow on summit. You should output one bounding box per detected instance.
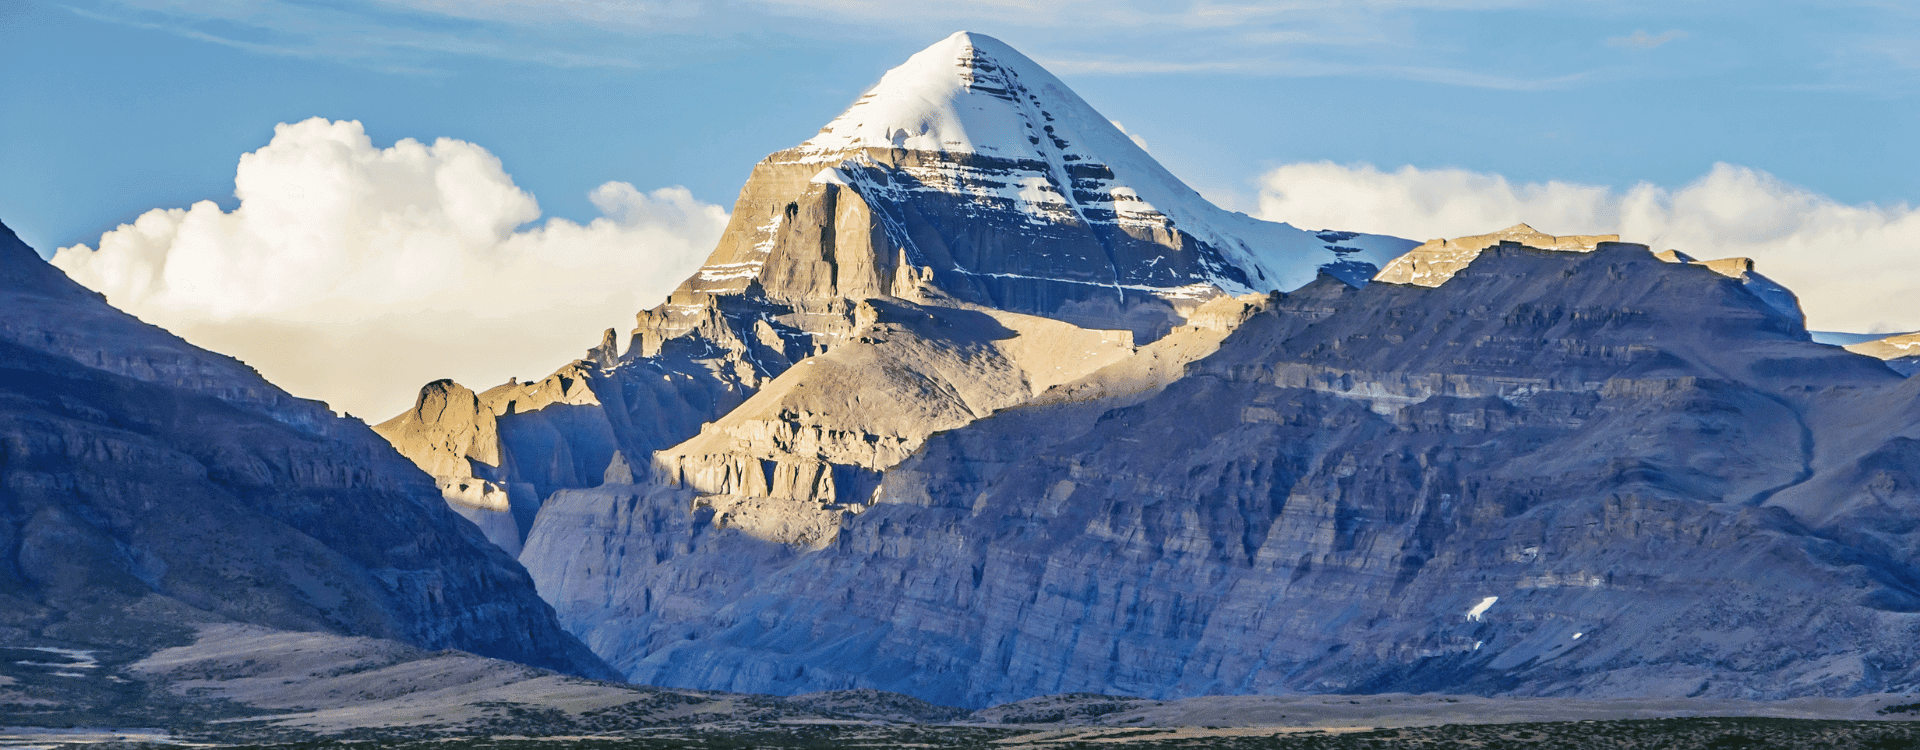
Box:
[800,31,1118,161]
[795,31,1417,292]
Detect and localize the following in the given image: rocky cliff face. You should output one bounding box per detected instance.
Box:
[0,220,613,679]
[526,240,1920,706]
[378,31,1408,553]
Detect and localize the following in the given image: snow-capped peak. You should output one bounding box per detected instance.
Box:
[794,31,1414,293]
[802,32,1129,163]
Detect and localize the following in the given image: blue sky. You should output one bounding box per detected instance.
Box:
[4,0,1918,417]
[7,0,1914,252]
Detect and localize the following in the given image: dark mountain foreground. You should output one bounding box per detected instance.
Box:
[0,217,613,704]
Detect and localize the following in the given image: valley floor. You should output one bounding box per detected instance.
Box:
[13,718,1920,750]
[9,625,1920,749]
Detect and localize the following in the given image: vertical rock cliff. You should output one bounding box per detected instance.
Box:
[378,31,1412,553]
[0,220,613,679]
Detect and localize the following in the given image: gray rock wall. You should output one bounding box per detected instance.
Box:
[525,244,1920,705]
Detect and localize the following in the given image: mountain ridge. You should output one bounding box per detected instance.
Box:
[0,218,613,680]
[377,30,1414,555]
[530,240,1920,705]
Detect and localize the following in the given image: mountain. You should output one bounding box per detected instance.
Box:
[0,219,612,680]
[1846,332,1920,376]
[368,32,1920,708]
[376,30,1412,554]
[526,236,1920,706]
[1381,224,1806,323]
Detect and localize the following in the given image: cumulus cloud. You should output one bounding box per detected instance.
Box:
[1256,161,1920,333]
[53,118,726,419]
[1109,120,1151,153]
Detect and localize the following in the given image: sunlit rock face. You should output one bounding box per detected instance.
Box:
[379,31,1408,553]
[1847,332,1920,376]
[531,241,1920,706]
[691,32,1412,339]
[1376,223,1619,287]
[0,220,612,679]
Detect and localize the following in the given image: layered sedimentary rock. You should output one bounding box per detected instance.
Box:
[1847,332,1920,376]
[375,359,617,555]
[379,31,1411,552]
[1375,223,1617,286]
[528,239,1920,706]
[651,299,1140,547]
[1380,225,1803,323]
[0,220,611,678]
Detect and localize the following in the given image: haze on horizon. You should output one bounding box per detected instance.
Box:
[4,1,1916,418]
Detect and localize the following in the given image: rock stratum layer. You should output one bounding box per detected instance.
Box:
[1847,332,1920,376]
[528,241,1920,706]
[378,31,1410,553]
[0,220,612,679]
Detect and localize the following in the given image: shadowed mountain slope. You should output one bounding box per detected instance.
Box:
[0,220,612,679]
[527,241,1920,706]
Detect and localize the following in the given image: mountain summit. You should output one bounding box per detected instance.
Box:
[668,31,1413,342]
[798,31,1117,160]
[787,30,1376,294]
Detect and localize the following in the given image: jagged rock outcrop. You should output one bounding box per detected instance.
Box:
[527,239,1920,706]
[378,31,1412,552]
[651,300,1144,547]
[375,357,617,555]
[0,219,613,679]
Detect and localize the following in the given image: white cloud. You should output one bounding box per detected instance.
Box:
[1109,120,1151,152]
[1256,161,1920,333]
[52,117,726,419]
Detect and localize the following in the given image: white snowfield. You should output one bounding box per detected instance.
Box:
[1466,596,1499,622]
[792,31,1414,293]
